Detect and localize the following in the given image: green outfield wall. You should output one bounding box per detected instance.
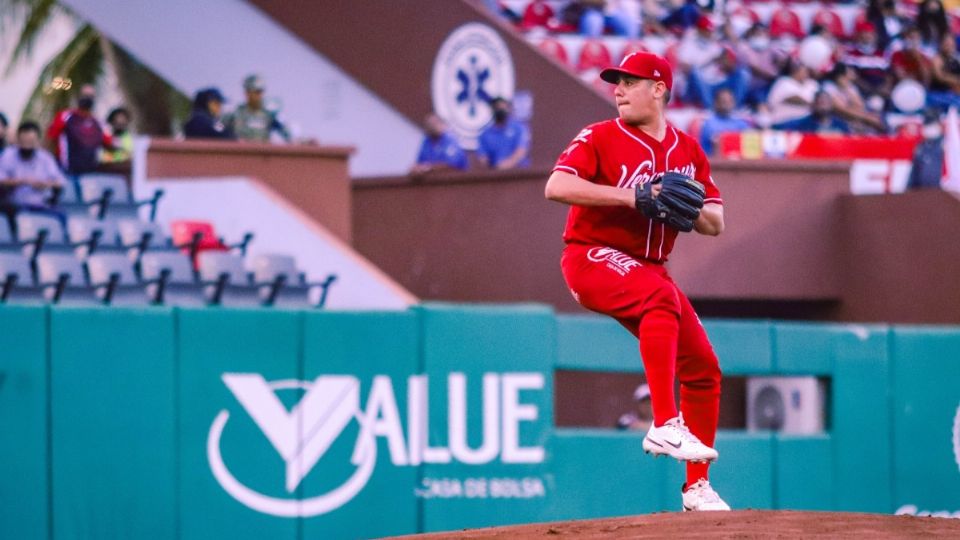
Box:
[2,305,959,539]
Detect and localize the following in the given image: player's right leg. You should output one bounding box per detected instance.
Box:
[560,245,718,463]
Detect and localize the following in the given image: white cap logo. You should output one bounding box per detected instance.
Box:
[653,69,661,77]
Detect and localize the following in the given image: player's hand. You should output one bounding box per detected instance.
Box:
[634,172,705,232]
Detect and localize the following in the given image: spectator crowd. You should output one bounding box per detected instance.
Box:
[0,72,301,233]
[486,0,960,158]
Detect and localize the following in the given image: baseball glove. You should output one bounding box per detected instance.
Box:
[634,172,705,232]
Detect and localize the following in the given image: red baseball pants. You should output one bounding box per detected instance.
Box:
[561,243,722,485]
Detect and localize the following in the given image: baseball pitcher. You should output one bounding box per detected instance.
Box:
[545,52,729,511]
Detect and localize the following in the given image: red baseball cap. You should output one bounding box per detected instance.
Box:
[854,20,875,34]
[696,15,715,32]
[600,51,673,91]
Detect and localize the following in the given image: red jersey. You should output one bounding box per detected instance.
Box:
[553,118,722,263]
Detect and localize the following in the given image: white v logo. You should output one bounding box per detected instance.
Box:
[222,374,360,492]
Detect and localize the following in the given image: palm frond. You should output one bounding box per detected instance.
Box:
[3,0,60,75]
[20,24,103,128]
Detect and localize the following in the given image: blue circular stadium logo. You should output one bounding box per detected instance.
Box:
[431,23,515,150]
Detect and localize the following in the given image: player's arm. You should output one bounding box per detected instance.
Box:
[694,202,724,236]
[544,170,637,208]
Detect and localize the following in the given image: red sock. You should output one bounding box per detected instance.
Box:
[686,462,709,487]
[638,309,679,426]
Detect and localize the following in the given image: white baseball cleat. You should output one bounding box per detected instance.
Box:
[682,479,731,511]
[642,415,718,463]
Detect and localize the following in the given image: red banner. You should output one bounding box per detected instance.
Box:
[717,131,921,160]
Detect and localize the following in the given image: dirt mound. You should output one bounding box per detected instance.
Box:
[390,510,960,539]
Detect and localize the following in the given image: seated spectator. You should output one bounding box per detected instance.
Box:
[842,21,890,98]
[46,84,113,175]
[928,34,960,111]
[821,63,886,133]
[678,17,748,108]
[867,0,908,51]
[579,0,634,38]
[229,74,290,143]
[477,97,530,170]
[767,59,820,126]
[687,46,748,110]
[0,112,7,152]
[774,91,851,134]
[907,109,945,190]
[890,25,934,88]
[735,23,786,108]
[101,107,133,164]
[699,88,752,156]
[184,88,234,140]
[660,0,702,33]
[410,114,467,174]
[0,122,67,232]
[605,0,643,39]
[916,0,949,56]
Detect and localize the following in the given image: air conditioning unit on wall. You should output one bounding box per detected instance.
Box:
[746,376,826,434]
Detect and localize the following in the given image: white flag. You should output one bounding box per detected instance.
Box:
[942,106,960,192]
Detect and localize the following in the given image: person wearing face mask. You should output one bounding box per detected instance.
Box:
[0,121,67,234]
[101,107,133,164]
[890,25,933,88]
[477,97,531,170]
[907,109,945,190]
[734,24,787,108]
[46,84,114,175]
[410,114,467,175]
[842,21,890,98]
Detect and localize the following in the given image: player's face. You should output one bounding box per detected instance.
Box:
[614,76,664,125]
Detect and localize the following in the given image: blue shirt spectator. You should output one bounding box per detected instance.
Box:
[478,97,531,170]
[412,114,467,174]
[184,88,235,140]
[699,89,753,155]
[774,91,851,134]
[775,115,851,134]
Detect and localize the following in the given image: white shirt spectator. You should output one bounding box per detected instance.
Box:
[767,76,820,125]
[0,146,66,206]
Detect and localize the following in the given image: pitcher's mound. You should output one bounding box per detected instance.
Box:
[391,510,960,539]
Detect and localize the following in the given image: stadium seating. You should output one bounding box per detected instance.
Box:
[170,219,253,269]
[813,8,847,39]
[251,254,337,308]
[0,252,44,303]
[35,252,97,305]
[769,7,804,39]
[79,173,163,221]
[140,251,207,307]
[0,219,25,254]
[16,213,92,261]
[537,37,570,66]
[576,38,613,79]
[67,216,122,258]
[86,253,151,306]
[50,180,99,218]
[197,251,262,307]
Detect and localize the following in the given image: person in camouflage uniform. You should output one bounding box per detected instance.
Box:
[229,74,290,143]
